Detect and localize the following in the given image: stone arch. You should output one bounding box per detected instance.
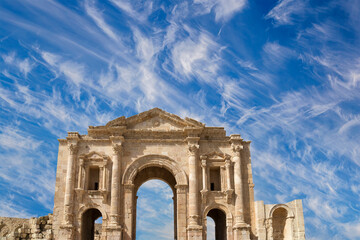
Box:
[122,154,188,186]
[269,204,294,219]
[79,207,106,240]
[122,154,188,240]
[203,204,232,240]
[269,204,294,240]
[203,203,233,223]
[78,205,108,221]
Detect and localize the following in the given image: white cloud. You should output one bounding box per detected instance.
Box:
[237,59,258,71]
[263,41,295,64]
[194,0,247,22]
[0,127,42,151]
[171,30,221,83]
[85,0,119,42]
[2,52,34,76]
[109,0,153,22]
[342,222,360,239]
[265,0,307,25]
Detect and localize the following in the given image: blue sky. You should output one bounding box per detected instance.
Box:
[0,0,360,239]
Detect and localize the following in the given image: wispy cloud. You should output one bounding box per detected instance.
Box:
[265,0,307,25]
[1,0,360,239]
[194,0,247,22]
[85,0,119,42]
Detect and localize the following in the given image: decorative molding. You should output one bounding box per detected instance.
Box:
[124,184,134,193]
[175,184,187,194]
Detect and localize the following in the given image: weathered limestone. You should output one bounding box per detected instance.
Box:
[0,214,53,240]
[50,108,305,240]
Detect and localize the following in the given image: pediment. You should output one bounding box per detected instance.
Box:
[79,151,109,161]
[202,151,231,161]
[105,108,204,131]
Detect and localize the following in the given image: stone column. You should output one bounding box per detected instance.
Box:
[200,157,208,204]
[123,184,134,240]
[100,166,104,190]
[77,159,84,189]
[266,218,273,240]
[286,216,294,240]
[176,184,188,240]
[188,143,200,226]
[63,143,78,225]
[201,157,208,192]
[186,136,202,239]
[230,135,250,240]
[225,158,232,190]
[109,141,123,227]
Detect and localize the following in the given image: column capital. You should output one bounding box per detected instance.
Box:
[231,144,243,154]
[111,136,124,155]
[225,158,232,166]
[112,143,123,155]
[67,143,78,155]
[230,134,243,153]
[175,184,187,194]
[188,144,199,156]
[201,159,207,167]
[124,183,134,193]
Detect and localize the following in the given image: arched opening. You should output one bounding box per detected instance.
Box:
[207,209,227,240]
[133,167,177,240]
[81,208,103,240]
[272,207,288,240]
[136,179,174,240]
[206,216,216,240]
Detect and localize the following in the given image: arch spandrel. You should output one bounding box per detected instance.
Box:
[122,154,188,186]
[203,203,233,222]
[269,204,295,219]
[77,205,108,221]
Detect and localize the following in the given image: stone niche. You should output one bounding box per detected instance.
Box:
[50,108,305,240]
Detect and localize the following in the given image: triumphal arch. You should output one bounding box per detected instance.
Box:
[52,108,305,240]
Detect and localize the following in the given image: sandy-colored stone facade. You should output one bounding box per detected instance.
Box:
[51,108,305,240]
[0,215,53,240]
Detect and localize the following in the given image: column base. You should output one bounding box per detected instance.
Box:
[109,214,120,226]
[187,225,202,240]
[233,222,250,240]
[59,224,75,240]
[105,225,123,240]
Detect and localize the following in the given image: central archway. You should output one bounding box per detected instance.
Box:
[122,154,188,240]
[134,168,177,239]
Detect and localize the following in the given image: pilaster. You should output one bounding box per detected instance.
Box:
[109,136,124,228]
[63,133,80,227]
[230,134,250,240]
[185,128,202,239]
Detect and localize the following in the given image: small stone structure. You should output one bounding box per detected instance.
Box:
[0,214,53,239]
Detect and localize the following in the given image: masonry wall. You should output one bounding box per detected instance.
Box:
[0,214,53,240]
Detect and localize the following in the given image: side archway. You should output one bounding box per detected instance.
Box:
[269,204,294,240]
[78,205,108,240]
[203,204,232,240]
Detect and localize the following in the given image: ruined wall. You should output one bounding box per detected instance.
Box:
[0,214,53,240]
